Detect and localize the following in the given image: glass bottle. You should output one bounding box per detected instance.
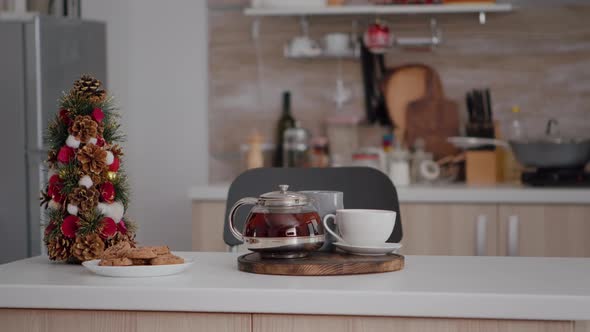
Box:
[273,91,296,167]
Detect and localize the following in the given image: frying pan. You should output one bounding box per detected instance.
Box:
[448,137,590,169]
[450,118,590,169]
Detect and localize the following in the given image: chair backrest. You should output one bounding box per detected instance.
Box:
[223,167,403,247]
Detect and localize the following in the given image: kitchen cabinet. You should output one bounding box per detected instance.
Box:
[192,201,227,252]
[498,205,590,257]
[191,200,590,258]
[400,204,498,256]
[252,314,571,332]
[1,310,582,332]
[0,310,251,332]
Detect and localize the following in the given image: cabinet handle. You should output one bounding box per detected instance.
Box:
[508,215,520,256]
[476,215,488,256]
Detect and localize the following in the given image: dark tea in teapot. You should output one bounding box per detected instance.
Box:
[244,211,323,238]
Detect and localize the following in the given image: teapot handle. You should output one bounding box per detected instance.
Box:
[228,197,259,242]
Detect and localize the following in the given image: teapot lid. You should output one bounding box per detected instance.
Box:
[259,184,309,207]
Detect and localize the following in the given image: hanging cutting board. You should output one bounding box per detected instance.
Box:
[406,98,460,159]
[404,67,460,159]
[238,252,404,276]
[383,65,429,146]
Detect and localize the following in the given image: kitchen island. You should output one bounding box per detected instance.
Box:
[1,252,589,331]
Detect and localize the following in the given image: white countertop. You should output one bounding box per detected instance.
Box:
[188,183,590,204]
[2,252,590,320]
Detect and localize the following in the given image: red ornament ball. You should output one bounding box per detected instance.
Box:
[49,174,61,185]
[57,146,75,163]
[117,220,128,234]
[96,136,106,147]
[100,217,117,238]
[45,221,57,236]
[109,157,120,172]
[47,178,64,203]
[91,108,105,123]
[100,182,116,202]
[61,215,80,238]
[48,185,64,203]
[59,109,72,126]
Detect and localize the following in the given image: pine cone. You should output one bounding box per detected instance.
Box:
[69,187,100,214]
[77,144,107,176]
[82,172,106,186]
[110,144,124,158]
[72,233,105,261]
[70,115,98,143]
[70,75,106,103]
[106,232,137,249]
[47,235,73,261]
[47,150,58,164]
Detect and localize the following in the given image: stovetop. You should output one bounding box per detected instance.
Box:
[522,167,590,187]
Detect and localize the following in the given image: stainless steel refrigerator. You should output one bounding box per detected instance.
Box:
[0,15,106,264]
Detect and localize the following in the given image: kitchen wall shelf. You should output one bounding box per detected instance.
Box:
[244,4,513,17]
[284,47,360,60]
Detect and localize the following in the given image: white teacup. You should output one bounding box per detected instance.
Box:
[322,209,396,247]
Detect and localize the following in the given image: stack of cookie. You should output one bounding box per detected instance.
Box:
[99,242,184,266]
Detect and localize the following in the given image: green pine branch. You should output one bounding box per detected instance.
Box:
[112,170,130,210]
[103,122,126,143]
[123,217,138,235]
[45,119,69,152]
[58,162,81,198]
[43,208,65,242]
[77,210,104,236]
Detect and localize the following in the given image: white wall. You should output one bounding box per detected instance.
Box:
[82,0,208,250]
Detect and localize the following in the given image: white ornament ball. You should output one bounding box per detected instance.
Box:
[67,204,79,216]
[78,175,93,189]
[105,151,114,165]
[88,137,98,145]
[66,135,81,149]
[96,201,125,223]
[96,202,108,215]
[110,201,125,223]
[48,200,61,210]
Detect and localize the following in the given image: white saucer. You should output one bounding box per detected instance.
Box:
[333,242,402,256]
[82,253,193,278]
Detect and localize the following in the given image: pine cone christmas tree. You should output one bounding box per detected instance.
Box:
[47,236,73,261]
[72,234,105,261]
[70,74,106,103]
[42,75,138,263]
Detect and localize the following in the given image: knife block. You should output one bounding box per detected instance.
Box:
[466,150,501,185]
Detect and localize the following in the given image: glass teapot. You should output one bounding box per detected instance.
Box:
[229,184,324,258]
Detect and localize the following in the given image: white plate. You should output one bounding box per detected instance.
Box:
[333,242,402,256]
[82,255,193,278]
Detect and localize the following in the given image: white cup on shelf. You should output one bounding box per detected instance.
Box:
[323,33,351,55]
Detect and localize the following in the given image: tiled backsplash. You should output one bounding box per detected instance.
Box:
[208,1,590,182]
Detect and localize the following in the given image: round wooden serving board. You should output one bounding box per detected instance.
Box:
[237,252,404,276]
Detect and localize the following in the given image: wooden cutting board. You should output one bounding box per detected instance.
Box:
[238,252,404,276]
[383,65,428,146]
